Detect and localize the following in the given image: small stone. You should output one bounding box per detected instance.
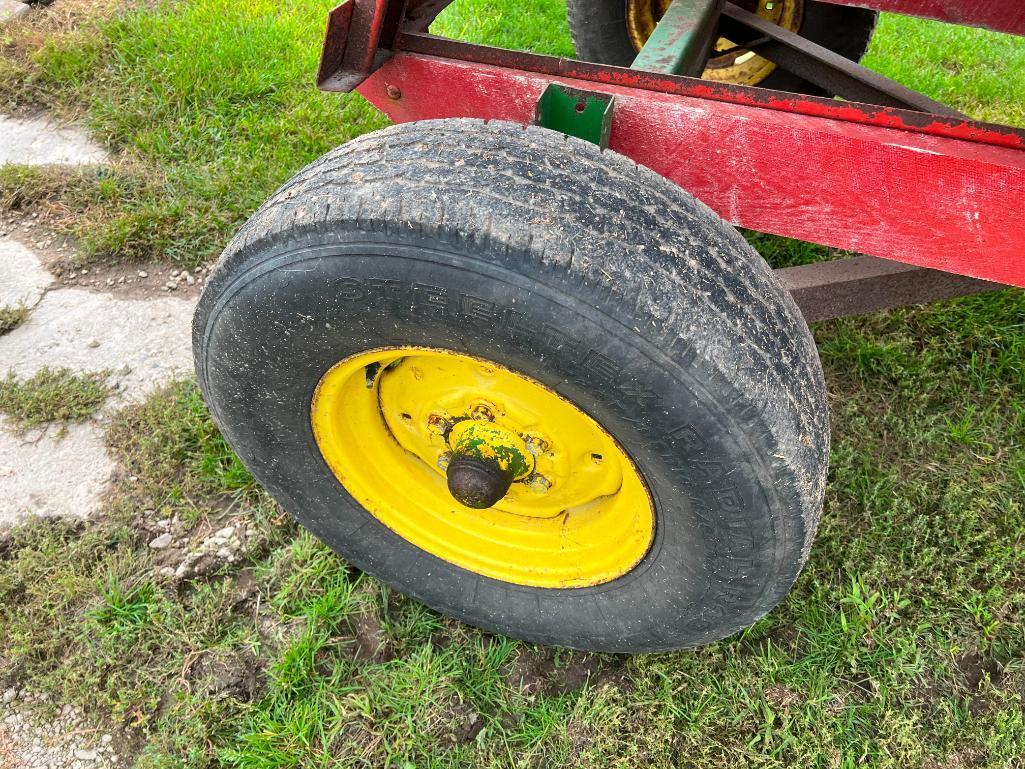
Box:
[128,475,139,482]
[171,270,180,278]
[149,533,173,549]
[215,526,235,539]
[86,338,100,348]
[185,273,195,285]
[2,687,16,704]
[137,270,148,278]
[101,733,113,744]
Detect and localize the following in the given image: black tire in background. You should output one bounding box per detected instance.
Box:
[193,119,830,652]
[566,0,878,95]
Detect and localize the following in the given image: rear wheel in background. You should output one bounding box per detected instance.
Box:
[566,0,878,94]
[193,119,830,652]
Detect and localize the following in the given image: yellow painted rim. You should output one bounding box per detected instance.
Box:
[626,0,804,86]
[311,347,655,588]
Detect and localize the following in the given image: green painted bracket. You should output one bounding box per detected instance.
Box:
[630,0,726,76]
[534,84,615,149]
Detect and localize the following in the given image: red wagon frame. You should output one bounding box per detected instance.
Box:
[314,0,1024,321]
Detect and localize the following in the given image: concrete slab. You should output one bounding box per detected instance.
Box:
[0,418,114,528]
[0,287,197,405]
[0,233,197,528]
[0,238,54,308]
[0,114,108,166]
[0,0,30,24]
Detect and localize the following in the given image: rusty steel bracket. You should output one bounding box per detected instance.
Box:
[317,0,407,91]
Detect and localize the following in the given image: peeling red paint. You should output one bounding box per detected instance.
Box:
[359,52,1025,289]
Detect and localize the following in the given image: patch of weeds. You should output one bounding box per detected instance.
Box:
[105,380,258,526]
[89,574,159,635]
[743,230,850,268]
[0,366,113,428]
[0,162,170,265]
[0,302,29,335]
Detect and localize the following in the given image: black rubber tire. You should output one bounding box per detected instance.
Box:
[566,0,878,95]
[193,119,829,653]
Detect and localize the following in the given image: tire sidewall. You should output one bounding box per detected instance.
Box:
[197,228,806,652]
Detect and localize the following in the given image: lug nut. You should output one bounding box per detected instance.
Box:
[469,403,495,421]
[525,474,552,494]
[427,413,451,436]
[524,435,548,456]
[437,452,452,471]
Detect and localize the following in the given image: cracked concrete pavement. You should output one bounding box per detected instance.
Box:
[1,113,198,530]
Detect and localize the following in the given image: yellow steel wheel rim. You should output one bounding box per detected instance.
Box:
[311,347,655,588]
[626,0,803,86]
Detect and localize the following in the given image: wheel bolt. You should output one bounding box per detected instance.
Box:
[524,435,548,456]
[469,403,495,421]
[427,413,451,436]
[525,474,552,494]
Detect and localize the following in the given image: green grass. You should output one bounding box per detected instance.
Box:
[0,1,1024,767]
[0,302,29,335]
[0,366,113,427]
[0,0,386,267]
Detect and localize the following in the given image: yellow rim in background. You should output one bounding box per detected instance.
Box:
[311,347,655,588]
[626,0,803,86]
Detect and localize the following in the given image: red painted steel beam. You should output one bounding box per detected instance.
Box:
[820,0,1025,37]
[358,53,1025,288]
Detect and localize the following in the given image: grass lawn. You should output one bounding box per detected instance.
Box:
[1,1,1024,767]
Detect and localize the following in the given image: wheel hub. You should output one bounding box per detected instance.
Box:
[310,346,655,587]
[445,419,534,508]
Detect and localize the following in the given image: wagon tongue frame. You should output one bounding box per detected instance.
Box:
[316,0,1025,318]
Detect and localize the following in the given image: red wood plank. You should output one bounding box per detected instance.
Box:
[820,0,1025,36]
[358,53,1025,288]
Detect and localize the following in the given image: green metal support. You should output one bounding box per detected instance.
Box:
[630,0,725,76]
[534,84,615,148]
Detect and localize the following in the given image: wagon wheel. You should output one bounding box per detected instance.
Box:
[567,0,878,94]
[194,119,829,652]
